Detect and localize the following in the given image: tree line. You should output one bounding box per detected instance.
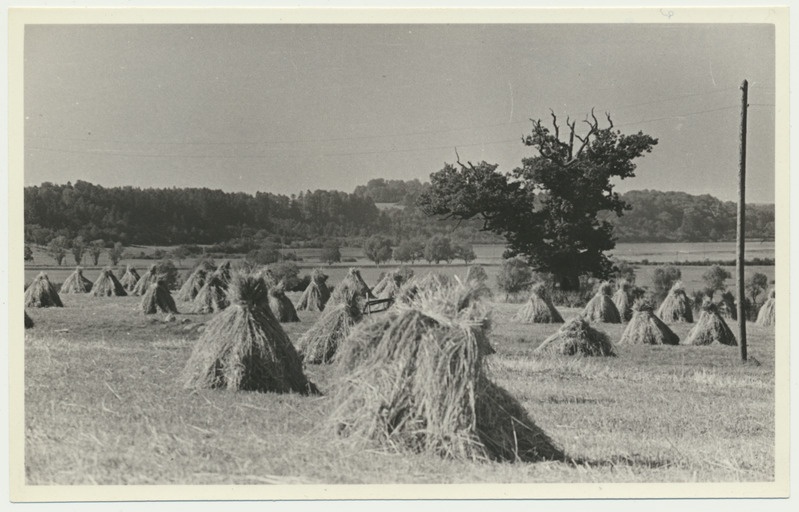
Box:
[24,179,774,250]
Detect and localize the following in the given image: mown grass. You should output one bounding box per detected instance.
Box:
[24,291,775,485]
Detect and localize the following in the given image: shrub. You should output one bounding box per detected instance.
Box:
[321,240,341,265]
[702,264,731,298]
[496,256,533,299]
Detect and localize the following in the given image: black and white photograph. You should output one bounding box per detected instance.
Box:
[6,5,792,505]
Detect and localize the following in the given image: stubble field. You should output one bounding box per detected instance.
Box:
[23,272,776,485]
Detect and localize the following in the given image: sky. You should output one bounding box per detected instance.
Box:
[24,23,776,202]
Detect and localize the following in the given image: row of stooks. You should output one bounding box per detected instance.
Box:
[22,265,775,464]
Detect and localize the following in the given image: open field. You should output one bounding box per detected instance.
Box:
[24,279,776,485]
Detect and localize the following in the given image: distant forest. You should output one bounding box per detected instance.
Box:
[24,179,774,248]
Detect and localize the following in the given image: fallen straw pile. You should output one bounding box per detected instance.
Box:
[329,278,561,462]
[328,268,374,306]
[514,283,563,324]
[683,299,736,346]
[192,272,229,313]
[296,269,330,312]
[268,283,300,323]
[119,265,141,293]
[91,267,128,297]
[60,267,93,294]
[582,282,621,323]
[181,273,318,394]
[24,272,63,308]
[756,289,775,327]
[132,264,158,296]
[612,281,632,321]
[141,278,178,315]
[618,300,679,345]
[657,282,694,323]
[297,288,364,364]
[535,317,615,356]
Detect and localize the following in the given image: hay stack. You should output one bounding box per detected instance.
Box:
[465,265,489,284]
[298,289,364,364]
[132,264,158,296]
[612,281,632,321]
[535,317,615,356]
[178,266,211,301]
[91,267,128,297]
[581,282,621,323]
[329,268,374,305]
[296,269,330,312]
[25,311,34,329]
[756,289,775,327]
[60,267,93,294]
[214,260,233,284]
[192,273,229,314]
[24,273,63,308]
[140,279,178,315]
[371,270,406,300]
[181,273,318,394]
[329,279,561,462]
[619,300,679,345]
[683,299,736,346]
[119,265,141,292]
[268,283,300,323]
[657,282,694,323]
[514,283,563,323]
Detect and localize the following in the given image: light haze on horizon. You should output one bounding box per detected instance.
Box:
[24,24,776,203]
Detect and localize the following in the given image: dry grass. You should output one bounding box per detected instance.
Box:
[23,278,777,485]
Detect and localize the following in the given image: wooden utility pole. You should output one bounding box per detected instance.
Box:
[737,79,748,362]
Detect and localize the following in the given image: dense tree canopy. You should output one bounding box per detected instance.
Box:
[419,110,659,289]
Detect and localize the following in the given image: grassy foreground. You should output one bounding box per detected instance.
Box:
[24,292,775,485]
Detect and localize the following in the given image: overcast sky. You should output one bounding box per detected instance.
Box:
[24,23,775,202]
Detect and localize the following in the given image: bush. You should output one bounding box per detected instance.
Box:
[610,259,636,284]
[246,243,281,265]
[496,256,533,299]
[320,240,341,265]
[702,264,731,297]
[269,261,302,290]
[651,265,682,303]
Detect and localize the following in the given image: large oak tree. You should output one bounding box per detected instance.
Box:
[418,110,658,290]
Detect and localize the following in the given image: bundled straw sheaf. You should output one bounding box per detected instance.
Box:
[581,282,621,323]
[298,288,364,364]
[24,272,63,308]
[192,272,229,314]
[268,283,300,323]
[329,268,374,305]
[329,278,561,462]
[178,265,213,301]
[535,317,615,356]
[619,300,679,345]
[717,291,737,320]
[181,273,318,394]
[119,265,141,292]
[132,264,158,296]
[514,283,564,324]
[371,270,407,300]
[141,279,178,315]
[60,267,93,294]
[91,267,128,297]
[25,311,34,329]
[296,269,330,312]
[214,260,233,285]
[394,272,453,306]
[683,299,736,346]
[612,281,632,321]
[657,282,694,323]
[756,289,775,327]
